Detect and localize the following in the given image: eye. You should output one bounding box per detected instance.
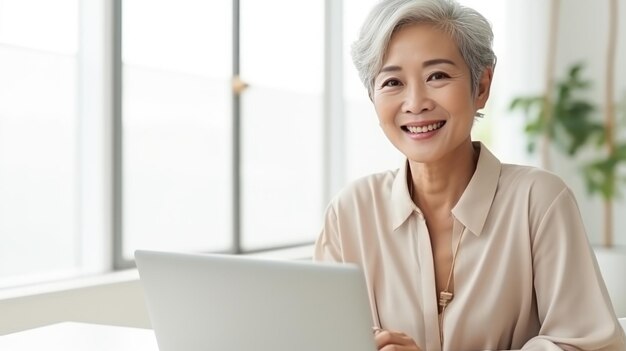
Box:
[381,78,402,88]
[427,71,450,81]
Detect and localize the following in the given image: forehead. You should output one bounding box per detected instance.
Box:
[383,23,462,64]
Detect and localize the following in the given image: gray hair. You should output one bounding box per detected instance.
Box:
[352,0,496,98]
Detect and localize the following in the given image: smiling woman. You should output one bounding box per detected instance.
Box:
[372,24,491,164]
[313,0,626,350]
[341,0,504,183]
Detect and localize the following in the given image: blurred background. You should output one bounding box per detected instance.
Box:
[0,0,624,315]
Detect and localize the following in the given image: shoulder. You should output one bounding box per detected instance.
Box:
[497,163,577,233]
[499,163,569,201]
[329,168,400,211]
[475,142,568,206]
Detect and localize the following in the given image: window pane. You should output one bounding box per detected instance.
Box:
[240,0,324,250]
[0,0,79,287]
[122,0,232,258]
[0,0,78,53]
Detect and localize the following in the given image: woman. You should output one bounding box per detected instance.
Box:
[314,0,626,350]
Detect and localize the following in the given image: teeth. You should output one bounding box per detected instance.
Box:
[406,122,444,134]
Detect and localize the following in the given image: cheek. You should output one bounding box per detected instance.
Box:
[446,86,475,113]
[373,98,395,123]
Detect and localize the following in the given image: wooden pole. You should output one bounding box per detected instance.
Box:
[542,0,560,170]
[603,0,618,247]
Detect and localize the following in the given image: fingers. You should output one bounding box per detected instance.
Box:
[379,346,420,351]
[374,329,421,351]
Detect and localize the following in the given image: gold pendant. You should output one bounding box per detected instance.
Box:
[439,291,453,308]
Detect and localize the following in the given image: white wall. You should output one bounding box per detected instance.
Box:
[0,271,150,335]
[492,0,550,166]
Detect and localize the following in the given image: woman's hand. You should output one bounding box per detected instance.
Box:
[374,329,422,351]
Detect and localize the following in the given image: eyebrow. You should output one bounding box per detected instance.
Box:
[379,58,457,73]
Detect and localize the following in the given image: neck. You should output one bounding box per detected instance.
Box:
[408,141,478,213]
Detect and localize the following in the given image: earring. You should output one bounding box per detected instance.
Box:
[475,112,485,118]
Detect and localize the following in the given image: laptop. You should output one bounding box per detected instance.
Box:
[135,250,377,351]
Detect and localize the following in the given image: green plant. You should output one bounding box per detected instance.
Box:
[583,107,626,201]
[510,63,603,156]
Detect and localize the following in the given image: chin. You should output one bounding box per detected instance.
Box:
[394,142,443,164]
[400,150,441,164]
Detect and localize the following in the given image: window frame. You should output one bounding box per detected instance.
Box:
[112,0,339,269]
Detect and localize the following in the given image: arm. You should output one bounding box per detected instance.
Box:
[313,203,343,263]
[314,203,425,351]
[520,188,625,351]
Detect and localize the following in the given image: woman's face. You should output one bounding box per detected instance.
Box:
[373,24,491,164]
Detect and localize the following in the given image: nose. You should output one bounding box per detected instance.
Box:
[402,83,435,114]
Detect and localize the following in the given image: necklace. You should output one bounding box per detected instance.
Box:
[439,229,464,309]
[407,175,464,308]
[407,175,465,347]
[438,229,464,349]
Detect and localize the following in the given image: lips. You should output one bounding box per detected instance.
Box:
[402,121,446,134]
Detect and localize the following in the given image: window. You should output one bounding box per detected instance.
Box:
[239,0,324,250]
[121,0,233,260]
[0,0,80,287]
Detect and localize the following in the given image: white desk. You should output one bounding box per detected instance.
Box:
[0,322,158,350]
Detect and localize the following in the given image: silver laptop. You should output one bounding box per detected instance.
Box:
[135,250,377,351]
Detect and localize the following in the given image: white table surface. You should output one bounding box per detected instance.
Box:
[0,322,158,350]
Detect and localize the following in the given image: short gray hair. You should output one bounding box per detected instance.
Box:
[352,0,496,98]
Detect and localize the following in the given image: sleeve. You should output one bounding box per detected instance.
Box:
[313,202,343,263]
[519,188,626,351]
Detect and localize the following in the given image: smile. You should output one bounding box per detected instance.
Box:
[402,121,446,134]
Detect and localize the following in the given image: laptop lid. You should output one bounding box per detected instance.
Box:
[135,250,377,351]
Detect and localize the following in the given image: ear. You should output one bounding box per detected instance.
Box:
[474,66,494,109]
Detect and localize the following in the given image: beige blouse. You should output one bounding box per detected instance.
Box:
[314,142,625,351]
